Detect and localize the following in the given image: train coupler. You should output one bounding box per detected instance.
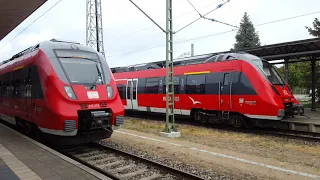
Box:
[293,104,304,116]
[90,111,110,128]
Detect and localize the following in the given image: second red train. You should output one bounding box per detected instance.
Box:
[111,52,304,127]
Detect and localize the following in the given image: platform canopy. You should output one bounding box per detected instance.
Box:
[238,37,320,62]
[0,0,47,41]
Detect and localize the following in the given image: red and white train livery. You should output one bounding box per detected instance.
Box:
[112,52,304,127]
[0,39,124,145]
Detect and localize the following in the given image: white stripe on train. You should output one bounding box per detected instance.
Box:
[0,113,77,136]
[124,106,281,120]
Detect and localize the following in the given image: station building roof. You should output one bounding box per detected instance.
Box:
[237,37,320,62]
[0,0,47,41]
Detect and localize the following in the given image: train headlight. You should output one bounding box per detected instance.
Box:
[107,86,113,99]
[64,86,77,100]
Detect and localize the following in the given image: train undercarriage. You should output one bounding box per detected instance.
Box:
[191,105,305,129]
[13,109,116,146]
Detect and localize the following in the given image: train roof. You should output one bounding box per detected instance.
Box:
[0,39,99,67]
[110,51,255,73]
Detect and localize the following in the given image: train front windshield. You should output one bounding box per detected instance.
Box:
[248,55,285,85]
[260,61,285,85]
[60,58,104,84]
[55,50,108,85]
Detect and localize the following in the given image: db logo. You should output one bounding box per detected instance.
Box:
[282,90,288,95]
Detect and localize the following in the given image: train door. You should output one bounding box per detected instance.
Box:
[126,79,139,110]
[126,79,133,109]
[24,67,33,120]
[131,79,138,110]
[220,72,232,113]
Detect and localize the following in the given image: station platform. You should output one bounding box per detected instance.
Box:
[0,123,111,180]
[280,108,320,133]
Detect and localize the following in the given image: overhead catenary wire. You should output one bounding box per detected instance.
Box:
[0,0,63,52]
[174,0,230,33]
[107,0,223,43]
[106,10,320,58]
[187,0,237,29]
[186,0,202,17]
[128,0,166,33]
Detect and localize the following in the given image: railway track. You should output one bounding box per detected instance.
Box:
[124,113,320,143]
[58,142,205,180]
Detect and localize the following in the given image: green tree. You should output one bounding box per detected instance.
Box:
[233,12,261,50]
[277,62,310,89]
[305,18,320,37]
[305,18,320,102]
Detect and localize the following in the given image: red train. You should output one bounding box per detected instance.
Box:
[0,39,124,145]
[112,52,304,127]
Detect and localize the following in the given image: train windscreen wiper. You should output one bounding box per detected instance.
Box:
[89,63,103,90]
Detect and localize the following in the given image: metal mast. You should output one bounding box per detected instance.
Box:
[191,43,194,56]
[127,0,229,136]
[164,0,176,133]
[86,0,105,56]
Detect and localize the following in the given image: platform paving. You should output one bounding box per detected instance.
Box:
[0,123,112,180]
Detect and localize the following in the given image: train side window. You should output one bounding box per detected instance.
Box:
[116,84,126,99]
[0,75,3,97]
[163,76,180,94]
[159,77,164,94]
[145,77,159,94]
[180,76,185,94]
[30,66,44,99]
[12,69,23,98]
[223,73,230,86]
[20,68,28,98]
[3,72,12,98]
[186,74,205,94]
[205,73,220,94]
[137,78,146,94]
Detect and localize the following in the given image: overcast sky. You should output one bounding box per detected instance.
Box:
[0,0,319,68]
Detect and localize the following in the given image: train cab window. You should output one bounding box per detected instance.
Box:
[145,77,159,94]
[223,73,230,86]
[216,55,224,62]
[186,74,205,94]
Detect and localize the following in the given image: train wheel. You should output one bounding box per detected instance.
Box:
[25,122,36,138]
[193,110,207,124]
[199,115,207,124]
[192,110,200,121]
[232,116,243,128]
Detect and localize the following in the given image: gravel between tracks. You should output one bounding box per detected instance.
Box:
[101,118,320,180]
[99,140,234,180]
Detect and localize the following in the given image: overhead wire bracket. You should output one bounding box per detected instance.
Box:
[175,0,236,33]
[128,0,166,33]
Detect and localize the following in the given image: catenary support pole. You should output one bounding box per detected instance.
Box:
[127,0,229,137]
[164,0,176,133]
[311,59,316,111]
[284,59,289,83]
